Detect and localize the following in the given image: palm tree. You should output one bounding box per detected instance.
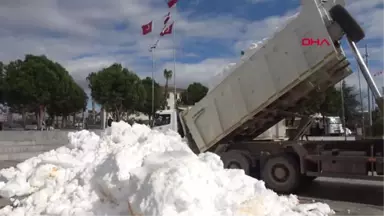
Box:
[163,69,173,109]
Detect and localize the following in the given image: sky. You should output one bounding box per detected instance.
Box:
[0,0,383,110]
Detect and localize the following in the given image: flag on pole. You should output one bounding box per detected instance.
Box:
[164,12,171,25]
[167,0,178,8]
[141,21,153,35]
[160,22,174,36]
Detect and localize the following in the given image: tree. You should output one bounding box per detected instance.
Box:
[22,55,69,129]
[87,63,145,121]
[319,87,342,116]
[340,81,359,123]
[47,74,88,127]
[46,63,73,122]
[163,69,173,108]
[3,59,29,126]
[137,77,164,122]
[180,82,208,105]
[3,55,77,129]
[297,82,360,128]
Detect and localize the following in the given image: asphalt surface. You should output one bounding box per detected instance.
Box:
[297,177,383,215]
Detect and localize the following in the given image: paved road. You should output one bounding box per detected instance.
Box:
[297,177,383,215]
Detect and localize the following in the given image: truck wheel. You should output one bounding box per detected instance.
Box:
[261,154,300,194]
[329,4,365,42]
[220,151,251,175]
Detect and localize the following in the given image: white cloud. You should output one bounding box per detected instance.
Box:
[158,58,237,87]
[0,0,382,98]
[0,0,296,89]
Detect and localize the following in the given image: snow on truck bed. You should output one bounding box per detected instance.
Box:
[0,122,332,216]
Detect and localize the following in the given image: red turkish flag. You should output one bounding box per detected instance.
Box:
[160,22,173,36]
[141,21,152,35]
[167,0,178,8]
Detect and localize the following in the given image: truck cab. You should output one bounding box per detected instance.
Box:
[153,108,189,139]
[153,109,177,132]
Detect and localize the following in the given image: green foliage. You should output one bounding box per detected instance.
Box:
[87,63,145,120]
[180,82,208,105]
[340,81,359,122]
[2,55,87,128]
[22,55,61,107]
[298,81,360,126]
[3,59,34,113]
[137,77,164,120]
[47,76,88,117]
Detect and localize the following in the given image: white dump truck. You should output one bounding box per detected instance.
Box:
[153,0,384,193]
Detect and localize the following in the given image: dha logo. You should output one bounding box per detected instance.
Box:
[301,38,331,47]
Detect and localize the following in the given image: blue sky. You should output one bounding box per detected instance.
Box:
[0,0,382,110]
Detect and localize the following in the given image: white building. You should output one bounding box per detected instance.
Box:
[123,86,185,123]
[163,87,184,110]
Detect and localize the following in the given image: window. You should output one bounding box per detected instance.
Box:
[153,114,171,126]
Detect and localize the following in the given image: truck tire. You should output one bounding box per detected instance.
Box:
[261,154,300,194]
[220,151,251,175]
[329,4,365,42]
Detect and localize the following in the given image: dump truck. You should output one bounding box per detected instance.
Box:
[153,0,384,193]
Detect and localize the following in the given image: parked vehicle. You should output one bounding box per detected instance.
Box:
[289,114,352,136]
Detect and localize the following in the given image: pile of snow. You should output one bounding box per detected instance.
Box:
[0,122,333,216]
[240,39,269,60]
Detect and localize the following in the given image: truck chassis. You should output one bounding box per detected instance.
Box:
[214,138,383,193]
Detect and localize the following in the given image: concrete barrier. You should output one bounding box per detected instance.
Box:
[0,130,103,145]
[0,130,103,169]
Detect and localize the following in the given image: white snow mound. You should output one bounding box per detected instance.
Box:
[0,121,334,216]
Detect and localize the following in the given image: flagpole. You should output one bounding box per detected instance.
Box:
[172,21,177,109]
[151,40,160,122]
[152,47,155,125]
[150,28,157,127]
[357,63,365,137]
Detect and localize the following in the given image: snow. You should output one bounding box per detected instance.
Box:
[0,122,334,216]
